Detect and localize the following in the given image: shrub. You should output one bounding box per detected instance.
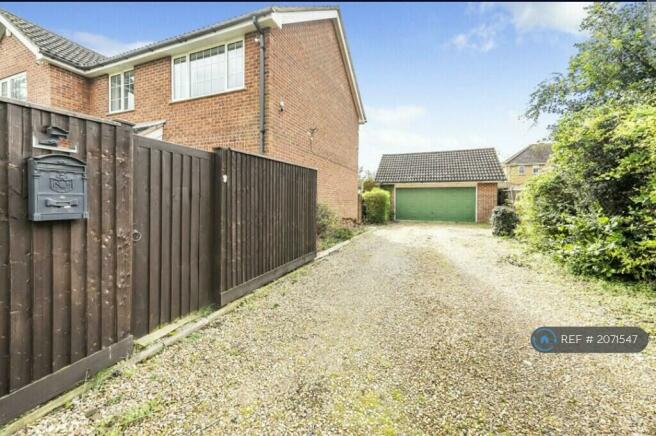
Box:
[517,104,656,281]
[362,188,390,224]
[331,226,354,241]
[316,204,358,250]
[491,206,520,236]
[316,203,338,238]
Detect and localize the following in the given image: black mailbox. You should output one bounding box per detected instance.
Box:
[27,155,88,221]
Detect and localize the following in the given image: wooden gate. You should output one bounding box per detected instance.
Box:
[131,136,214,337]
[0,100,133,424]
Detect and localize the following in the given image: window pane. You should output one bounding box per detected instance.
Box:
[0,82,7,98]
[110,74,122,112]
[123,70,134,110]
[227,41,244,89]
[173,57,188,100]
[10,74,27,101]
[190,46,223,98]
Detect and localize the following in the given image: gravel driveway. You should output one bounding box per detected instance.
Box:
[23,223,656,435]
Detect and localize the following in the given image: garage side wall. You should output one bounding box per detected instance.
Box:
[476,182,497,223]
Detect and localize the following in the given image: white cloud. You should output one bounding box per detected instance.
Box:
[449,22,500,52]
[450,2,590,52]
[67,31,152,56]
[501,2,590,35]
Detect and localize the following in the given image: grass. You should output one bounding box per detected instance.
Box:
[317,225,366,251]
[95,398,163,435]
[510,238,656,337]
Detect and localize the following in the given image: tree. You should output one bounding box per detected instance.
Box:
[526,2,656,122]
[518,2,656,281]
[358,167,377,192]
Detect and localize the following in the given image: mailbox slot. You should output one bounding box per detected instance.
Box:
[27,154,88,221]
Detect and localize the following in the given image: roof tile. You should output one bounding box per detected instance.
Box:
[375,148,506,184]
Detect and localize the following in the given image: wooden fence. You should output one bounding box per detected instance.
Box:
[0,100,134,423]
[131,137,213,338]
[215,148,317,305]
[0,99,318,424]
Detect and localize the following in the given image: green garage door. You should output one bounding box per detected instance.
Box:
[396,187,476,222]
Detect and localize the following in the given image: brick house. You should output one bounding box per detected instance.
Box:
[375,149,505,223]
[0,6,366,219]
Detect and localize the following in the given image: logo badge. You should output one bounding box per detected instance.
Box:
[531,327,558,352]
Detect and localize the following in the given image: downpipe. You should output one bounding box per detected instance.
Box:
[253,16,266,154]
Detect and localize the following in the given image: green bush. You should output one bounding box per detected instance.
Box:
[316,203,357,250]
[517,105,656,281]
[331,226,354,241]
[362,188,390,224]
[316,203,338,238]
[491,206,520,236]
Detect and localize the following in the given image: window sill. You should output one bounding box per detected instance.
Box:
[107,109,135,116]
[170,86,246,105]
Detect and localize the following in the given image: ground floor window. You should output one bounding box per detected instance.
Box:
[0,72,27,101]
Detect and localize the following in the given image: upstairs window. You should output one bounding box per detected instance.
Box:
[172,40,244,101]
[109,70,134,113]
[532,165,540,175]
[518,165,525,175]
[0,72,27,101]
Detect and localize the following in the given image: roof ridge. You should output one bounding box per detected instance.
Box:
[503,142,552,164]
[381,147,497,157]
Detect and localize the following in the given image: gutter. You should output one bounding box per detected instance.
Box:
[252,15,266,154]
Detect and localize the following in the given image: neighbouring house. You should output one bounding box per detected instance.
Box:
[502,143,552,202]
[375,148,506,223]
[0,6,366,219]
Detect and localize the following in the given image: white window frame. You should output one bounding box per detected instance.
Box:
[0,72,27,101]
[518,165,525,176]
[532,165,540,175]
[170,38,245,103]
[108,69,135,114]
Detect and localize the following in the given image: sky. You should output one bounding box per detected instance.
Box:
[2,2,590,172]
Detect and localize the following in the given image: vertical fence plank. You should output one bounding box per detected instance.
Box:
[148,148,161,331]
[115,126,132,340]
[170,153,182,319]
[30,109,52,381]
[180,154,191,315]
[69,116,86,364]
[85,121,102,353]
[8,104,31,391]
[189,158,200,311]
[199,158,211,307]
[100,123,116,348]
[159,151,171,324]
[131,140,149,338]
[0,103,9,395]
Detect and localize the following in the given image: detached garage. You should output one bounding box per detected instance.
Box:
[375,148,506,223]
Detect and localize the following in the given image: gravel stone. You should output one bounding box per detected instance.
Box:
[22,223,656,435]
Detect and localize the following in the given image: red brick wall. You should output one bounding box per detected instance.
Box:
[0,33,50,106]
[87,32,261,153]
[477,182,498,223]
[49,65,90,113]
[265,21,360,220]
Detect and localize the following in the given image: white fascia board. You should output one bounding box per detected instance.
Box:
[41,56,88,75]
[85,15,278,77]
[0,13,41,58]
[273,10,366,124]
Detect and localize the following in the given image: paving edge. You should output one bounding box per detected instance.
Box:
[1,228,373,434]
